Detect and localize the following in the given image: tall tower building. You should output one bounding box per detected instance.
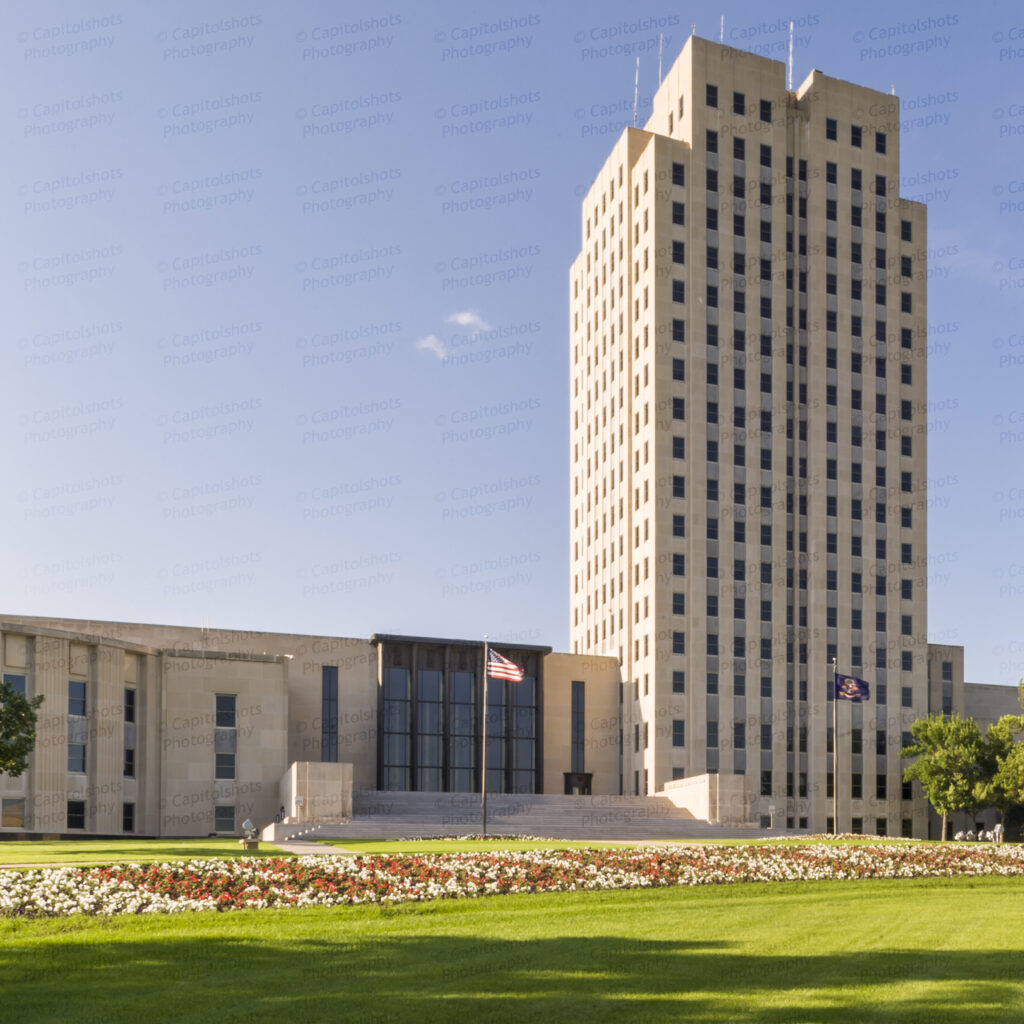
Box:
[570,36,928,834]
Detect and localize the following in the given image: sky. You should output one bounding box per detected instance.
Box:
[2,1,1022,686]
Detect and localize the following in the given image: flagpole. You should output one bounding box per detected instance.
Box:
[832,656,838,834]
[481,635,488,838]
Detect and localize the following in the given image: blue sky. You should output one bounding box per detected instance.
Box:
[3,1,1022,686]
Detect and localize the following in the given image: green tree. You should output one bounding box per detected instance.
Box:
[0,679,44,778]
[901,713,984,840]
[974,710,1024,823]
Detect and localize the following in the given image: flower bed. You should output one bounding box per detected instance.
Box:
[3,843,1023,918]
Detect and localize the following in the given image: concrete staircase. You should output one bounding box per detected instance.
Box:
[265,790,788,843]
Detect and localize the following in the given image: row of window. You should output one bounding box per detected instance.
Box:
[0,798,138,833]
[705,83,774,123]
[703,85,887,155]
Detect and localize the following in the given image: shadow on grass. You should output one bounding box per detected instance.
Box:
[2,924,1020,1024]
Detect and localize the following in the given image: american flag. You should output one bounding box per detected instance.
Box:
[487,648,524,682]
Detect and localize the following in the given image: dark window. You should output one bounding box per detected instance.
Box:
[322,666,338,762]
[673,279,686,303]
[123,802,135,833]
[571,681,585,773]
[901,220,912,242]
[123,747,135,778]
[673,720,685,747]
[673,671,686,693]
[851,124,862,147]
[69,681,86,717]
[672,162,686,186]
[68,744,86,773]
[216,752,236,780]
[216,694,236,728]
[706,84,718,108]
[672,201,686,226]
[672,241,686,265]
[876,131,887,154]
[67,801,86,830]
[733,91,745,115]
[673,554,686,576]
[124,688,136,724]
[760,99,772,122]
[826,117,837,140]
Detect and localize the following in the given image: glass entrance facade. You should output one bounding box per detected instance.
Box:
[373,636,545,794]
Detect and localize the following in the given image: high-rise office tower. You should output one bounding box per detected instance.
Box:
[570,36,928,834]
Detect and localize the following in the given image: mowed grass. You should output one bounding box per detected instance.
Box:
[0,839,285,866]
[2,876,1022,1023]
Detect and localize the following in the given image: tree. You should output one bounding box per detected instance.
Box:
[901,713,984,841]
[974,709,1024,824]
[0,679,44,778]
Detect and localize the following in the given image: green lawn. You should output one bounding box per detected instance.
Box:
[1,876,1021,1023]
[0,839,284,866]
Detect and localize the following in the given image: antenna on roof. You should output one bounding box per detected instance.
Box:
[891,84,896,95]
[659,33,664,83]
[691,23,696,37]
[787,20,794,90]
[633,56,639,126]
[720,16,724,42]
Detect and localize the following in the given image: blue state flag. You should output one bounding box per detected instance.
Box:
[834,673,870,702]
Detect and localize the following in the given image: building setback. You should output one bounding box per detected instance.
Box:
[569,36,930,833]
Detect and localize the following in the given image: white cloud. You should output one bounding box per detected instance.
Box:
[446,310,491,333]
[416,334,447,360]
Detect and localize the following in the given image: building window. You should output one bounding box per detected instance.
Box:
[123,802,135,833]
[673,671,686,694]
[901,220,912,242]
[672,201,686,226]
[851,124,862,147]
[673,515,685,537]
[215,752,236,780]
[673,279,686,303]
[673,720,685,747]
[760,770,772,796]
[672,241,686,265]
[124,688,136,723]
[67,801,86,830]
[322,666,338,763]
[876,131,887,154]
[826,117,837,140]
[216,694,236,728]
[69,680,86,717]
[851,773,863,799]
[672,162,686,186]
[706,84,718,108]
[214,805,235,833]
[760,99,772,122]
[571,681,585,773]
[123,747,135,778]
[68,744,86,774]
[1,798,26,828]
